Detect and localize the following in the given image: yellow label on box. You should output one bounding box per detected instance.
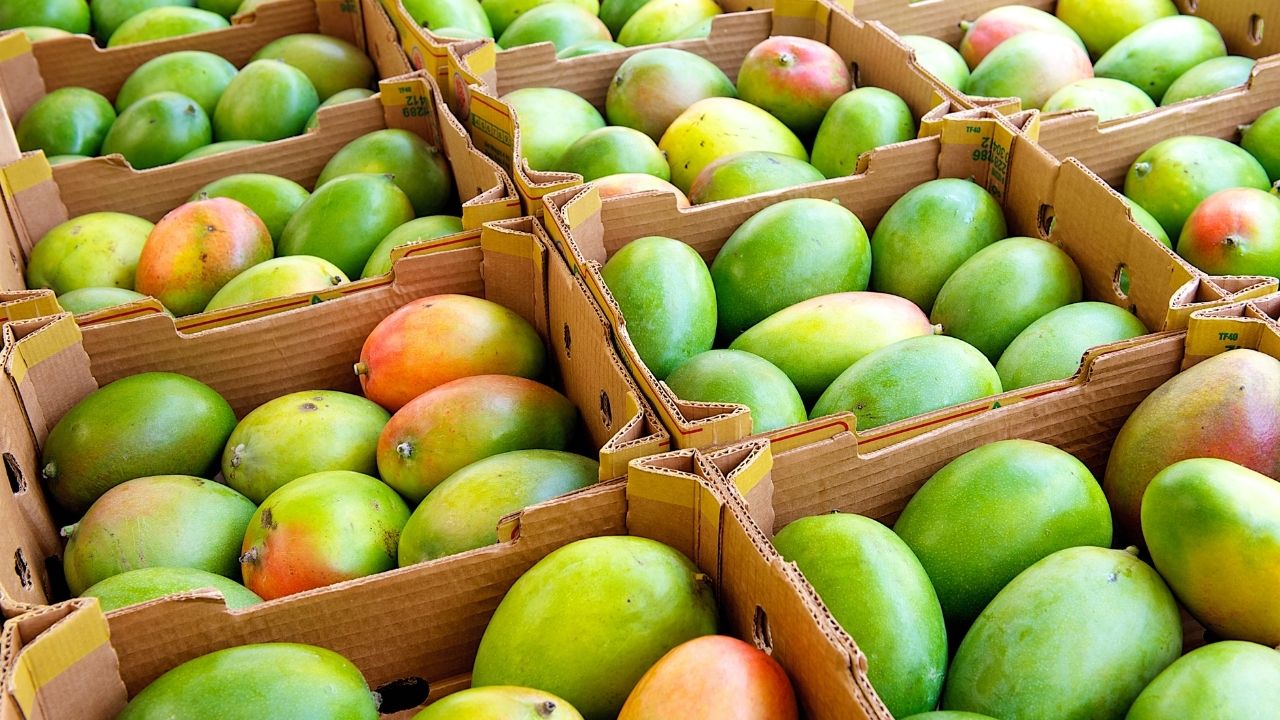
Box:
[10,605,112,715]
[0,154,52,199]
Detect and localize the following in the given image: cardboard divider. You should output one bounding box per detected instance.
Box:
[0,218,670,618]
[1185,290,1280,366]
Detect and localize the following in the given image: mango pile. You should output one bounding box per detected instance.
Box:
[0,0,266,46]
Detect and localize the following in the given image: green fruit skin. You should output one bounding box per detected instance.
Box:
[192,173,310,246]
[870,178,1007,313]
[402,0,494,37]
[0,0,89,33]
[664,349,806,434]
[811,335,1002,431]
[472,536,719,720]
[1123,196,1172,247]
[47,154,90,165]
[1124,135,1270,239]
[1142,458,1280,645]
[711,198,870,338]
[557,126,669,181]
[1243,106,1280,183]
[730,291,935,403]
[361,215,464,278]
[503,87,605,172]
[964,31,1094,110]
[660,97,807,194]
[1054,0,1177,57]
[689,151,823,205]
[116,50,237,116]
[1125,641,1280,719]
[941,547,1183,720]
[617,0,720,47]
[213,59,319,142]
[17,87,115,157]
[317,129,454,217]
[557,39,625,58]
[41,372,236,514]
[599,0,648,36]
[102,91,212,169]
[251,33,373,101]
[15,27,75,42]
[26,212,152,294]
[903,714,996,720]
[81,566,262,612]
[893,439,1112,629]
[1094,16,1227,103]
[222,390,390,504]
[1162,56,1255,106]
[399,449,597,564]
[482,0,598,37]
[812,87,916,179]
[605,48,738,142]
[117,643,379,720]
[413,687,585,720]
[1042,78,1156,122]
[91,0,194,42]
[774,514,947,717]
[600,236,716,380]
[901,35,968,90]
[203,255,349,312]
[56,287,150,314]
[177,139,263,160]
[305,87,376,131]
[107,5,229,46]
[279,174,415,278]
[996,302,1147,390]
[931,237,1084,362]
[62,475,255,595]
[197,0,243,17]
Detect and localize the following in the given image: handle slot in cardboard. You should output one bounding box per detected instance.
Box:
[12,547,30,589]
[600,390,613,429]
[375,676,431,713]
[561,322,572,358]
[4,453,24,494]
[753,605,775,654]
[1251,14,1265,44]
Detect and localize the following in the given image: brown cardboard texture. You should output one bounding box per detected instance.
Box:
[448,0,963,214]
[542,108,1250,455]
[0,444,885,720]
[0,218,668,617]
[1184,290,1280,366]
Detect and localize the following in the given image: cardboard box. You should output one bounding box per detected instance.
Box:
[1184,289,1280,366]
[0,216,671,618]
[541,107,1277,452]
[447,0,964,214]
[0,444,888,720]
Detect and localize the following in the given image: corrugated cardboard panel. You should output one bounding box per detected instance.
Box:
[1185,291,1280,365]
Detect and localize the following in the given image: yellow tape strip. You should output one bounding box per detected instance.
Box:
[11,605,111,714]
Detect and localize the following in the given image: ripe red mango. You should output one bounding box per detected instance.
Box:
[737,36,852,137]
[958,6,1085,68]
[1177,187,1280,278]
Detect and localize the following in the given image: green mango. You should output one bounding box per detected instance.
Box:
[672,14,711,39]
[81,566,262,612]
[304,87,376,131]
[46,154,89,165]
[600,236,715,379]
[942,547,1182,720]
[91,0,193,42]
[1124,135,1269,238]
[893,439,1112,629]
[40,372,236,514]
[557,39,625,58]
[116,51,237,116]
[812,87,916,179]
[204,256,349,312]
[605,48,737,142]
[599,0,650,36]
[279,173,415,278]
[688,151,823,204]
[472,536,718,720]
[0,0,89,33]
[62,475,255,595]
[213,59,318,142]
[1242,106,1280,183]
[1123,196,1172,247]
[13,26,75,41]
[431,25,491,40]
[118,644,379,719]
[1126,641,1280,719]
[26,212,152,294]
[903,714,996,720]
[236,0,272,11]
[931,237,1084,362]
[1162,55,1255,106]
[1042,78,1156,122]
[502,87,604,171]
[964,31,1094,110]
[901,35,968,89]
[413,687,584,720]
[659,97,806,193]
[317,128,453,217]
[361,215,464,278]
[177,139,263,160]
[997,302,1147,390]
[711,198,870,338]
[664,349,806,434]
[1054,0,1177,57]
[250,33,374,101]
[402,0,494,38]
[192,173,310,246]
[774,513,946,717]
[617,0,719,46]
[16,87,115,157]
[1094,16,1227,103]
[102,91,211,169]
[197,0,243,17]
[107,6,229,46]
[56,287,150,314]
[498,3,609,52]
[557,126,669,181]
[481,0,598,37]
[870,178,1007,313]
[399,449,597,564]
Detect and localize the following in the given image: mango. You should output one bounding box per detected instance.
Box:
[1124,135,1269,238]
[599,0,649,36]
[1095,16,1227,103]
[664,350,806,434]
[62,475,255,595]
[1162,55,1254,106]
[279,173,415,278]
[414,687,584,720]
[601,236,715,379]
[103,91,212,169]
[305,87,377,131]
[942,547,1182,720]
[660,97,806,193]
[116,50,237,116]
[91,0,193,42]
[591,173,690,206]
[811,87,915,178]
[213,59,318,141]
[675,20,711,39]
[46,154,89,165]
[1054,0,1177,57]
[499,3,609,52]
[894,439,1112,629]
[903,714,995,720]
[1142,458,1280,645]
[472,536,718,720]
[205,255,347,312]
[1241,106,1280,182]
[1125,641,1280,719]
[557,39,625,58]
[318,129,453,217]
[0,0,89,33]
[965,31,1093,110]
[1104,348,1280,536]
[358,294,546,411]
[958,6,1084,68]
[403,0,494,38]
[481,0,597,37]
[81,566,261,612]
[688,151,823,204]
[736,35,852,136]
[361,215,464,278]
[502,87,604,171]
[1178,187,1280,277]
[870,178,1007,312]
[399,449,597,564]
[774,513,946,716]
[617,0,717,46]
[26,212,152,294]
[57,287,150,314]
[251,33,374,101]
[198,0,242,17]
[557,126,668,182]
[996,302,1147,390]
[192,173,309,246]
[236,0,271,11]
[107,6,228,46]
[606,48,736,141]
[619,636,798,720]
[1123,196,1172,247]
[1043,78,1156,121]
[136,197,273,316]
[118,643,379,719]
[41,372,236,514]
[15,27,75,41]
[178,139,263,160]
[16,87,114,157]
[901,35,968,89]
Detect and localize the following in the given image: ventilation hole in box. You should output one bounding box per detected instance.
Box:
[752,606,774,653]
[1251,14,1265,44]
[599,390,613,428]
[13,548,31,589]
[4,453,25,494]
[1113,264,1131,301]
[1185,0,1199,11]
[562,323,572,358]
[1037,204,1056,238]
[374,677,430,714]
[849,62,861,86]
